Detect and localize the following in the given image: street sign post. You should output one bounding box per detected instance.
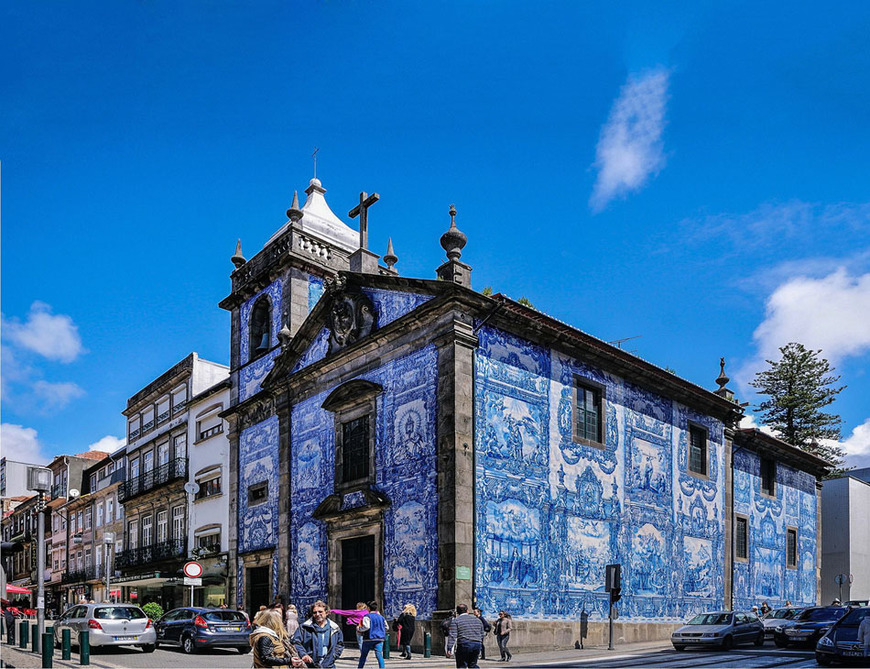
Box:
[184,562,203,606]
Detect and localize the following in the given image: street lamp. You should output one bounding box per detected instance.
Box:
[103,533,115,602]
[27,466,52,640]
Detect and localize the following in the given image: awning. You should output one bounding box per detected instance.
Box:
[110,573,183,588]
[6,584,31,594]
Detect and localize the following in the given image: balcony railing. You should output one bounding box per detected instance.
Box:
[62,566,96,584]
[115,539,186,569]
[118,458,187,502]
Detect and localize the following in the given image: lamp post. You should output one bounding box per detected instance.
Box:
[26,467,52,641]
[103,533,114,602]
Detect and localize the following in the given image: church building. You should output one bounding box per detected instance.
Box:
[220,176,828,647]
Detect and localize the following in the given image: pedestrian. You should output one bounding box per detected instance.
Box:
[355,603,369,650]
[785,600,792,607]
[285,603,299,637]
[760,601,771,616]
[857,612,870,658]
[250,608,305,668]
[292,600,344,668]
[396,603,417,659]
[832,598,842,605]
[472,608,491,660]
[272,596,287,622]
[494,610,512,662]
[220,603,228,609]
[441,610,455,655]
[357,600,387,668]
[446,604,485,669]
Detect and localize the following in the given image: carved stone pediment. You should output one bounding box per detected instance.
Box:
[312,488,391,522]
[325,276,376,354]
[240,395,276,430]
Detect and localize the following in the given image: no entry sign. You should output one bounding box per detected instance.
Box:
[183,561,203,578]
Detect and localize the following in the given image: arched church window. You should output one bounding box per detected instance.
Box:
[249,296,272,360]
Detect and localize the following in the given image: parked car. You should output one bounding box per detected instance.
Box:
[762,607,803,637]
[815,606,870,666]
[772,606,847,648]
[845,600,869,607]
[154,607,251,654]
[53,603,156,652]
[671,611,765,650]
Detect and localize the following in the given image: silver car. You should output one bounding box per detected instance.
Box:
[762,607,803,637]
[671,611,765,650]
[53,603,156,652]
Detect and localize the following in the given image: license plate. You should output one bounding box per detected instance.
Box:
[844,651,864,657]
[114,635,138,641]
[219,626,242,632]
[790,635,807,640]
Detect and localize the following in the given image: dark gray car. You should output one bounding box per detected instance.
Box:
[671,611,765,650]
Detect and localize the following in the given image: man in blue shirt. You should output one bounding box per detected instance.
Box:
[357,600,387,668]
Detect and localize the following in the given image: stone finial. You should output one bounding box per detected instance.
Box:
[716,357,730,391]
[231,239,246,268]
[440,204,467,260]
[277,323,292,347]
[286,190,303,222]
[383,237,398,270]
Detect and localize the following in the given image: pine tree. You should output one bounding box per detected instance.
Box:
[750,342,846,467]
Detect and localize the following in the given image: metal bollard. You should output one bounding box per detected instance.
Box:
[42,632,53,668]
[78,630,89,665]
[32,622,39,653]
[383,635,390,659]
[424,631,431,658]
[19,620,29,648]
[62,628,71,660]
[7,617,14,645]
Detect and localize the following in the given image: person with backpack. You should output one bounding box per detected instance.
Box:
[357,600,387,668]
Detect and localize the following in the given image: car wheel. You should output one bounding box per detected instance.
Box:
[774,638,788,648]
[672,645,686,651]
[238,646,252,654]
[182,635,196,654]
[754,632,764,646]
[721,635,733,651]
[141,644,155,653]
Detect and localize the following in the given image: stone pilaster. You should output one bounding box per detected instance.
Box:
[276,390,292,599]
[226,413,241,608]
[723,426,734,610]
[434,315,478,611]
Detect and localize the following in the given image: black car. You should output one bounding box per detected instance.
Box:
[815,606,870,666]
[154,607,252,654]
[773,606,847,648]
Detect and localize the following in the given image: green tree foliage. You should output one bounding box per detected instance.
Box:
[482,286,493,296]
[517,296,534,308]
[750,342,846,467]
[142,602,164,620]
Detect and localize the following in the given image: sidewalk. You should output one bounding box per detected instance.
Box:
[1,639,673,669]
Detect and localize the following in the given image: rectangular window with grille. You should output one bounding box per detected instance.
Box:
[574,380,603,445]
[341,415,370,483]
[787,527,798,568]
[689,425,708,476]
[735,516,748,560]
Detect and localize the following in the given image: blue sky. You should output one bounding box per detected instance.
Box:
[2,1,869,468]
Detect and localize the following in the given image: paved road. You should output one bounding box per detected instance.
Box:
[525,647,818,668]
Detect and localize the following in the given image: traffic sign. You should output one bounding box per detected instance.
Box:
[183,561,203,578]
[183,577,202,586]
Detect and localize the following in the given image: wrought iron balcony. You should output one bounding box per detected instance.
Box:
[118,458,187,502]
[62,566,96,584]
[115,539,186,569]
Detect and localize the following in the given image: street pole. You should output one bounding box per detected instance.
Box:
[37,492,46,641]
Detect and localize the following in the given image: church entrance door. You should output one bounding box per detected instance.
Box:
[246,566,270,618]
[341,535,375,646]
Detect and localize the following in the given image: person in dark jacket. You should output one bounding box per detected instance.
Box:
[250,609,304,668]
[292,601,344,668]
[396,603,417,659]
[472,608,491,660]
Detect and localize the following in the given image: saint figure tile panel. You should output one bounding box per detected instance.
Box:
[238,416,280,554]
[360,288,433,328]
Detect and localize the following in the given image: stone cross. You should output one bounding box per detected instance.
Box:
[349,191,379,250]
[312,147,319,178]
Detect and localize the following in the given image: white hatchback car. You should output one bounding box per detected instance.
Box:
[53,603,156,652]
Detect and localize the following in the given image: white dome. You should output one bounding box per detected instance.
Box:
[268,178,359,252]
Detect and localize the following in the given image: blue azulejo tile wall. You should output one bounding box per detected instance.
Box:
[732,450,817,610]
[474,325,726,622]
[239,279,283,402]
[289,345,439,619]
[238,415,280,555]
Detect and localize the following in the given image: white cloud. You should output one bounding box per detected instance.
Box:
[830,419,870,470]
[0,423,50,464]
[738,412,777,436]
[87,435,126,454]
[3,301,84,363]
[752,269,870,364]
[590,69,669,212]
[32,380,85,411]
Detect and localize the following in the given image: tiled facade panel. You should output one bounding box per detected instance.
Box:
[474,325,726,622]
[239,279,283,402]
[289,345,439,619]
[308,275,324,312]
[733,450,817,610]
[238,416,280,555]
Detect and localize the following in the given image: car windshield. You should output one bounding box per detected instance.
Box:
[797,608,844,622]
[688,613,732,626]
[94,607,146,620]
[203,611,247,622]
[839,609,870,626]
[773,609,795,619]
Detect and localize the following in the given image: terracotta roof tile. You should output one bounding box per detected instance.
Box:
[72,451,110,460]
